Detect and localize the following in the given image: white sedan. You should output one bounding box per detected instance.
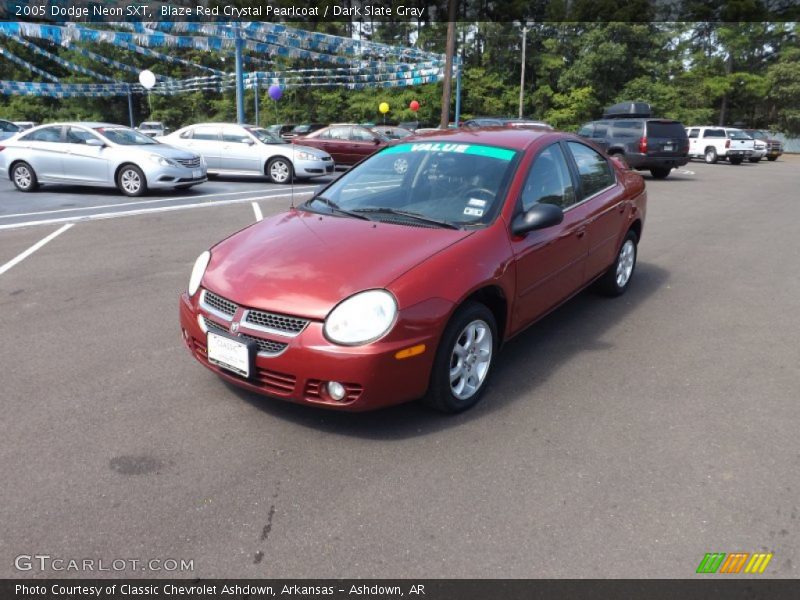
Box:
[159,123,334,183]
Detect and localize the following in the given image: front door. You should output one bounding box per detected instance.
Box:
[60,126,110,183]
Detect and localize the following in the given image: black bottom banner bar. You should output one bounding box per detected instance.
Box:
[2,579,800,600]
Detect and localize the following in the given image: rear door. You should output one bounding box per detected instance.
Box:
[348,127,383,163]
[645,120,688,158]
[565,141,628,281]
[687,128,700,156]
[183,125,221,169]
[17,125,66,179]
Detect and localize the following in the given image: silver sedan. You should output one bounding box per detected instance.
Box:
[159,123,334,184]
[0,122,207,196]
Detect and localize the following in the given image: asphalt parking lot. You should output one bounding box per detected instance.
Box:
[1,158,798,579]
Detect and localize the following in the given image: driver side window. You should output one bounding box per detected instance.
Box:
[520,144,576,211]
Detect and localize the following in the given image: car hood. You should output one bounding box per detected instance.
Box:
[141,143,199,160]
[203,209,472,319]
[269,143,329,160]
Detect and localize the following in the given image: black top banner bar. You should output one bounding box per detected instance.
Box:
[1,0,799,22]
[3,579,800,600]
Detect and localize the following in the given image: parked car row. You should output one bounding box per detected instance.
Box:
[577,102,783,179]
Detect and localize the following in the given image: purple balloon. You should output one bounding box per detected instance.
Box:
[268,84,283,101]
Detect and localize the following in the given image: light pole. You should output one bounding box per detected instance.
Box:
[518,23,531,119]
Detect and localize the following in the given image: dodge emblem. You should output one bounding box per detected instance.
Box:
[230,321,240,333]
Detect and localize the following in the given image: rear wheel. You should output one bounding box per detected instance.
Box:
[767,156,778,162]
[650,167,671,179]
[729,156,743,165]
[424,302,497,414]
[116,164,147,196]
[748,157,761,163]
[266,158,293,184]
[11,161,38,192]
[609,152,628,168]
[596,230,638,297]
[704,147,718,164]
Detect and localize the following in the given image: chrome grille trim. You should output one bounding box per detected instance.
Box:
[200,289,236,321]
[243,309,309,338]
[176,157,201,168]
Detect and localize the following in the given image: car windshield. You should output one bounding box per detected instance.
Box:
[96,127,158,145]
[747,130,767,140]
[246,127,288,145]
[304,141,518,229]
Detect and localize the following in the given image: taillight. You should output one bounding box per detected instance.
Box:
[638,136,647,153]
[725,139,730,148]
[683,139,689,152]
[0,146,5,152]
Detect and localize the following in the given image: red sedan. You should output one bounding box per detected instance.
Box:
[179,129,647,412]
[293,124,389,165]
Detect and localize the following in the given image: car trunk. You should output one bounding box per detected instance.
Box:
[645,121,688,157]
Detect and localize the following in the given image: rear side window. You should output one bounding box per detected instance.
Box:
[703,129,726,138]
[0,120,20,132]
[591,123,608,138]
[566,142,615,198]
[688,128,699,138]
[192,126,220,141]
[647,121,687,138]
[612,120,643,138]
[577,124,593,137]
[22,126,62,142]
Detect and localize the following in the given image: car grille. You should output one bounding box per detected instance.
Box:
[203,317,288,357]
[321,156,333,162]
[202,290,237,318]
[245,309,308,336]
[767,141,782,151]
[176,157,201,168]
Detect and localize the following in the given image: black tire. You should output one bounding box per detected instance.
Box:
[10,161,39,192]
[767,156,778,162]
[650,167,671,179]
[423,302,498,414]
[748,157,761,163]
[266,157,293,184]
[596,229,638,297]
[116,164,147,197]
[729,156,743,165]
[704,147,718,164]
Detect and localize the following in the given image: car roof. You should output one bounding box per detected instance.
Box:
[28,122,118,128]
[405,126,560,151]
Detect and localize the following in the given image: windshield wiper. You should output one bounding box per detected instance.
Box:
[353,207,460,229]
[306,196,371,220]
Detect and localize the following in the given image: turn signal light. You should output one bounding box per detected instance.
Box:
[395,344,426,360]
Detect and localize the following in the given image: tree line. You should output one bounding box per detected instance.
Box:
[0,21,798,134]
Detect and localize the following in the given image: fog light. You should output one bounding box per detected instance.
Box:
[327,381,346,401]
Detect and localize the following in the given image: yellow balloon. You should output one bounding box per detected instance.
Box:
[379,102,390,114]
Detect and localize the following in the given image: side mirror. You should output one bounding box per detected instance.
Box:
[511,203,564,236]
[246,138,255,145]
[85,138,104,147]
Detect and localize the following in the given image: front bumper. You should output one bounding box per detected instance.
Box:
[293,157,335,178]
[144,164,207,189]
[179,291,442,411]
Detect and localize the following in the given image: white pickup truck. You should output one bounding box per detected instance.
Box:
[686,126,755,165]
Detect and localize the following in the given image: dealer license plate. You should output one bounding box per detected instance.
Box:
[664,144,674,151]
[193,169,202,179]
[207,332,250,377]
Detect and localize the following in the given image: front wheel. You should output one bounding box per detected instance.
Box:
[424,302,497,414]
[650,167,671,179]
[596,230,638,297]
[117,164,147,197]
[267,158,293,184]
[11,161,38,192]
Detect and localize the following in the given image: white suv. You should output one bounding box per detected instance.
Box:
[686,126,755,165]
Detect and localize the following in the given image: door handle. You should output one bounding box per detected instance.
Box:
[576,228,586,239]
[618,203,625,213]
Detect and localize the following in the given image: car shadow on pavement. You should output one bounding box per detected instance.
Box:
[228,262,669,440]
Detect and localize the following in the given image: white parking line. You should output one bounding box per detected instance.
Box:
[0,224,74,276]
[252,202,263,222]
[0,186,318,221]
[0,190,316,231]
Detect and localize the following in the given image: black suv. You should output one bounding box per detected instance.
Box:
[578,102,689,179]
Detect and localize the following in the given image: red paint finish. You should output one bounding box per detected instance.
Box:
[293,124,388,165]
[180,129,647,411]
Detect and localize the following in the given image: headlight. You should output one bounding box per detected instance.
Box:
[188,251,211,297]
[149,154,178,167]
[294,151,321,161]
[324,290,397,345]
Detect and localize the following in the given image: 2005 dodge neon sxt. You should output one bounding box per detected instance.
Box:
[179,128,647,412]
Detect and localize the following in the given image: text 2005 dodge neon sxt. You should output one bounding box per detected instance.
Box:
[179,128,646,412]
